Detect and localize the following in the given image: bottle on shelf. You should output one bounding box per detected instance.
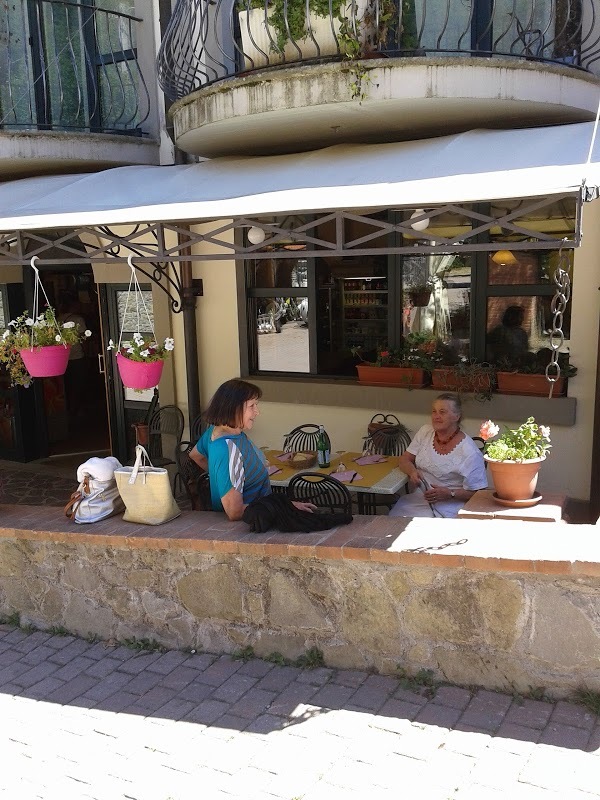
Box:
[316,425,330,469]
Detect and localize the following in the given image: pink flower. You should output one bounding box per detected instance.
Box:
[479,420,500,441]
[540,425,551,440]
[380,351,389,358]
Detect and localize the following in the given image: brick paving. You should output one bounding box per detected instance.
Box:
[0,624,598,800]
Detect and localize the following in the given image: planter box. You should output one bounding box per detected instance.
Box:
[496,371,566,397]
[356,364,428,388]
[239,1,370,69]
[431,367,493,394]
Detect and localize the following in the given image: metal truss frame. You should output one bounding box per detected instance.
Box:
[0,192,582,312]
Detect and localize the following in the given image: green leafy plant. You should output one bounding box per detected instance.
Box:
[295,646,325,669]
[107,333,174,363]
[353,332,436,370]
[573,687,600,716]
[479,417,551,462]
[396,666,438,698]
[497,348,577,378]
[232,645,255,662]
[122,637,167,653]
[0,308,91,388]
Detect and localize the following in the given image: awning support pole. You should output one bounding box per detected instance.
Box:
[179,227,202,428]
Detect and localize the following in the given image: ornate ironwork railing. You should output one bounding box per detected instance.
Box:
[157,0,600,101]
[0,0,150,135]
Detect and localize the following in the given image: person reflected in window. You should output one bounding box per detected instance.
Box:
[487,305,529,364]
[190,378,315,520]
[389,393,487,518]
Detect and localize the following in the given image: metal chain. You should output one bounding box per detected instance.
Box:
[546,244,571,398]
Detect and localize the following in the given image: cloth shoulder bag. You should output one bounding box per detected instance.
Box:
[64,456,125,524]
[114,445,181,525]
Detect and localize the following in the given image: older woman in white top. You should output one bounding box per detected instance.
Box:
[389,393,487,518]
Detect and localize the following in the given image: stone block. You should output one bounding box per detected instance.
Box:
[0,540,30,577]
[267,572,330,631]
[177,565,244,622]
[63,561,102,594]
[339,576,401,655]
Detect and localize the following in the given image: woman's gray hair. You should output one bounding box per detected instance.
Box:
[434,392,463,423]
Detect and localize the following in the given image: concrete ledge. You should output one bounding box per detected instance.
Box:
[0,504,597,574]
[1,504,599,696]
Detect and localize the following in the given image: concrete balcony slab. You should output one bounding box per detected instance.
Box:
[171,58,600,158]
[0,130,160,181]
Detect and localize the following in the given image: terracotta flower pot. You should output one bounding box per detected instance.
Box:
[116,353,164,390]
[356,364,428,388]
[496,372,566,397]
[431,367,493,393]
[485,455,545,501]
[19,345,71,378]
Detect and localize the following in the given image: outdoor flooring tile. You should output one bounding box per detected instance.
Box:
[296,666,334,686]
[235,658,274,678]
[227,687,278,719]
[159,665,199,691]
[309,683,357,710]
[414,702,464,729]
[211,673,259,703]
[193,655,242,686]
[539,723,593,749]
[330,669,369,688]
[549,700,598,730]
[432,685,474,710]
[145,649,192,674]
[504,698,556,729]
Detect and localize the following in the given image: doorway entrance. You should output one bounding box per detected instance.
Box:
[30,266,110,463]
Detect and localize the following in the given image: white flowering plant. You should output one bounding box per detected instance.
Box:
[0,308,91,387]
[479,417,551,462]
[107,332,174,363]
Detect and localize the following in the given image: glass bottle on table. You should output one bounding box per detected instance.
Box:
[317,425,330,469]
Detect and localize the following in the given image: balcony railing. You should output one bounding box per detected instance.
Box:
[0,0,150,135]
[158,0,600,101]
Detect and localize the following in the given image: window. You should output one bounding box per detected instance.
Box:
[243,206,575,379]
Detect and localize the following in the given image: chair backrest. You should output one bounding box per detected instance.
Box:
[287,472,352,515]
[363,413,411,457]
[175,440,211,510]
[283,424,331,453]
[190,413,203,443]
[148,405,185,461]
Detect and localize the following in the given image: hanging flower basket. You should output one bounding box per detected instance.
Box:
[116,353,164,390]
[19,345,71,378]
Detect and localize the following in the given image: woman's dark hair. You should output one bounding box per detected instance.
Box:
[434,392,463,423]
[502,305,524,327]
[203,379,262,428]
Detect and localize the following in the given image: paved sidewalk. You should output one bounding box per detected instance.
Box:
[0,625,598,800]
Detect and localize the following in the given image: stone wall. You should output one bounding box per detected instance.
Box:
[1,535,599,697]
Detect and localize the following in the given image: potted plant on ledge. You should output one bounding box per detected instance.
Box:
[495,348,576,398]
[0,308,91,388]
[354,332,435,388]
[237,0,372,68]
[479,417,551,507]
[430,344,495,401]
[108,333,175,391]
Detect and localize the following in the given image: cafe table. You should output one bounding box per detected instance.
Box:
[264,450,408,514]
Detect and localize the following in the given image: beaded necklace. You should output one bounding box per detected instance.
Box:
[434,428,460,446]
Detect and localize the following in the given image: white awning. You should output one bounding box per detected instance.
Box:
[1,122,599,232]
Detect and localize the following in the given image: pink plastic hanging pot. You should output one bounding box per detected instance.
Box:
[19,345,71,378]
[116,353,164,390]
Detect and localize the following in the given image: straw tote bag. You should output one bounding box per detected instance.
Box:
[114,445,181,525]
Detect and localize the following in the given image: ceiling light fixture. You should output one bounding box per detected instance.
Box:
[409,209,430,232]
[491,249,518,266]
[247,226,266,245]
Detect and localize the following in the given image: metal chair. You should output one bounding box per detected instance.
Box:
[147,405,185,468]
[174,440,211,510]
[362,413,411,457]
[287,472,352,516]
[283,424,331,453]
[360,414,411,514]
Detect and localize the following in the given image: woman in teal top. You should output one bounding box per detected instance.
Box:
[191,378,315,520]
